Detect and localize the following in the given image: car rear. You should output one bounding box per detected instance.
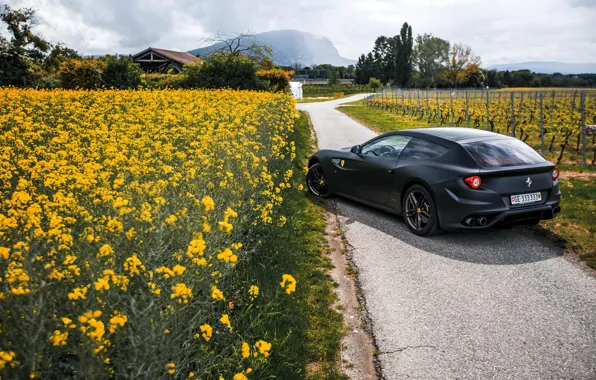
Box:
[435,137,561,230]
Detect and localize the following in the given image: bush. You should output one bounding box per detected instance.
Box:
[102,55,143,89]
[59,58,104,89]
[256,69,293,93]
[141,73,183,89]
[180,55,266,90]
[369,77,382,91]
[302,84,370,97]
[28,71,62,89]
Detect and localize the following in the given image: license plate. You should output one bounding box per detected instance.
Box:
[511,192,542,205]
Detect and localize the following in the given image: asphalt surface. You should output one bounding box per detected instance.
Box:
[298,95,596,380]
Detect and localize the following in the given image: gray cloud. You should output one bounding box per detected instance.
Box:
[3,0,596,64]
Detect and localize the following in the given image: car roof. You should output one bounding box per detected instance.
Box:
[397,127,508,142]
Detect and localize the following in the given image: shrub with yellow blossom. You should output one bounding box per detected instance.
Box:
[0,88,306,378]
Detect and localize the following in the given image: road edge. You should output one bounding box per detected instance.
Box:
[302,107,381,379]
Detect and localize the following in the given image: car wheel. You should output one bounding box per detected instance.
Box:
[306,163,332,198]
[402,184,442,236]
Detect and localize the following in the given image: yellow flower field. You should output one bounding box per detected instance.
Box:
[0,88,302,379]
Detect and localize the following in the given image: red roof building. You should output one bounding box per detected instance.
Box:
[132,47,200,73]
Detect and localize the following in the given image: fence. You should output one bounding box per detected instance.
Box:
[365,88,596,165]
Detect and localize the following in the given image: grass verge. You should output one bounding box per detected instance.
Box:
[251,111,345,379]
[337,100,429,133]
[337,102,596,271]
[541,178,596,269]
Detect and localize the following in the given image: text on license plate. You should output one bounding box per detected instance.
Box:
[511,192,542,205]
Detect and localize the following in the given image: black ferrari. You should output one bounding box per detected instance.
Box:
[306,128,561,236]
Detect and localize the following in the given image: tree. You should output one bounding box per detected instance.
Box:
[413,34,449,88]
[202,32,274,69]
[327,69,339,85]
[485,69,503,88]
[369,77,382,91]
[0,5,51,86]
[441,43,481,87]
[392,23,414,87]
[355,53,375,84]
[102,55,143,89]
[59,58,105,89]
[44,44,81,73]
[372,36,393,84]
[256,69,292,92]
[345,64,355,79]
[180,54,265,90]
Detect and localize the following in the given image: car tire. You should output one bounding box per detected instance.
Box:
[306,163,332,198]
[402,184,442,236]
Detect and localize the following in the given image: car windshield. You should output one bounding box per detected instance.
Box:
[462,139,546,167]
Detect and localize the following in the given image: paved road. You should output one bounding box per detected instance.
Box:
[298,95,596,380]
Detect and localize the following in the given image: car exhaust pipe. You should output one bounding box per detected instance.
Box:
[465,217,476,226]
[478,217,488,226]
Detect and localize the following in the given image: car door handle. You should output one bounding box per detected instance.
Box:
[388,169,394,175]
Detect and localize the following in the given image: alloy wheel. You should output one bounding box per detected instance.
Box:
[404,190,432,231]
[306,164,331,197]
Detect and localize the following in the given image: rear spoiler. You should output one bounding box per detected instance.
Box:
[479,162,554,176]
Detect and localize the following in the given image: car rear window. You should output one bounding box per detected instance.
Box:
[462,139,546,167]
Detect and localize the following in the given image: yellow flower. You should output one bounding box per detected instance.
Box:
[248,285,259,300]
[0,351,16,369]
[170,283,193,304]
[68,285,88,300]
[241,341,250,358]
[202,196,215,211]
[255,340,272,357]
[187,236,206,257]
[233,374,247,380]
[61,317,73,326]
[49,330,69,346]
[123,254,145,276]
[219,313,232,331]
[165,214,177,225]
[165,362,176,375]
[94,276,110,291]
[199,323,212,342]
[224,207,238,220]
[97,244,114,258]
[211,285,224,300]
[217,248,238,264]
[280,274,297,294]
[218,221,233,233]
[189,372,195,378]
[109,311,128,333]
[0,247,9,259]
[148,281,161,295]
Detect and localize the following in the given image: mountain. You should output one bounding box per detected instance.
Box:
[189,30,356,67]
[486,61,596,75]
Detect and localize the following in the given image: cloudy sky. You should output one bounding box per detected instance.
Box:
[3,0,596,65]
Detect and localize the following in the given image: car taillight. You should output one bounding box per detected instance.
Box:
[552,167,559,180]
[464,175,482,189]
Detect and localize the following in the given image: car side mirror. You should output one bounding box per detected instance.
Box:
[351,145,362,154]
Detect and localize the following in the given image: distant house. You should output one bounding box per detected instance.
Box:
[132,47,200,74]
